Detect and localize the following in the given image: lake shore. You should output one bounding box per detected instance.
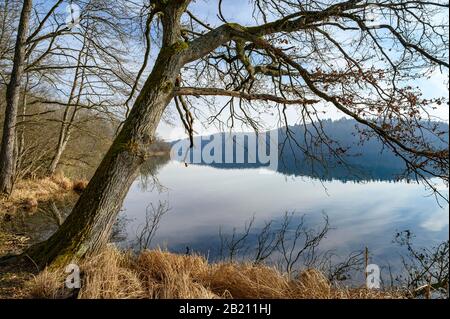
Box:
[0,175,84,256]
[0,174,84,214]
[0,172,435,299]
[1,246,406,299]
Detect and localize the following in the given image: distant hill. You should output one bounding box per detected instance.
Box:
[170,118,449,182]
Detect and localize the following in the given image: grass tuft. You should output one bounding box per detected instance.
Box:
[27,269,66,299]
[0,174,76,214]
[72,180,88,193]
[25,246,406,299]
[51,173,73,191]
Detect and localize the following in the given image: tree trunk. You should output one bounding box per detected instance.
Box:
[14,72,29,181]
[27,44,187,268]
[47,102,77,176]
[47,138,68,175]
[0,0,32,195]
[24,0,191,268]
[47,31,88,176]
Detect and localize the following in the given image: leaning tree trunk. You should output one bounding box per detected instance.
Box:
[26,42,188,268]
[0,0,32,195]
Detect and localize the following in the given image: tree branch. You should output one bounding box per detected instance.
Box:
[175,86,319,105]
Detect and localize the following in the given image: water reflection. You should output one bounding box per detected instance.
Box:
[118,156,448,284]
[1,196,76,246]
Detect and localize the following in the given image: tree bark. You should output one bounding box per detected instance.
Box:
[0,0,32,195]
[26,2,190,266]
[14,71,29,181]
[28,53,184,267]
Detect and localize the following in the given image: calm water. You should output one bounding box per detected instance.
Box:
[117,160,449,279]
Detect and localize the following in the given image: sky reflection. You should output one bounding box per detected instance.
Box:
[120,161,449,272]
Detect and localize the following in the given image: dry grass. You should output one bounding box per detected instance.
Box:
[0,174,76,214]
[25,246,406,299]
[72,180,88,193]
[27,269,66,299]
[136,250,218,298]
[51,173,73,191]
[0,232,29,256]
[0,175,78,259]
[0,269,34,299]
[78,248,144,299]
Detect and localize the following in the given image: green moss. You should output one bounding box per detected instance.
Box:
[160,41,189,58]
[236,39,255,77]
[171,41,189,53]
[227,23,247,33]
[162,81,173,93]
[48,253,72,270]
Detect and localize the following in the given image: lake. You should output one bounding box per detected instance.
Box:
[117,158,449,283]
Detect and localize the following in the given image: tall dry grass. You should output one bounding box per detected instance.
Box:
[25,246,406,299]
[0,173,86,214]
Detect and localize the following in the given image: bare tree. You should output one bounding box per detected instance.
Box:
[46,0,143,175]
[253,219,282,264]
[136,201,170,251]
[14,0,447,268]
[0,0,32,195]
[1,0,138,185]
[219,215,255,261]
[394,230,449,298]
[277,212,330,275]
[320,250,365,283]
[0,0,70,193]
[0,0,20,84]
[46,29,90,175]
[217,212,361,282]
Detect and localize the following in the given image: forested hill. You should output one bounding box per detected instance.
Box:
[171,118,449,182]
